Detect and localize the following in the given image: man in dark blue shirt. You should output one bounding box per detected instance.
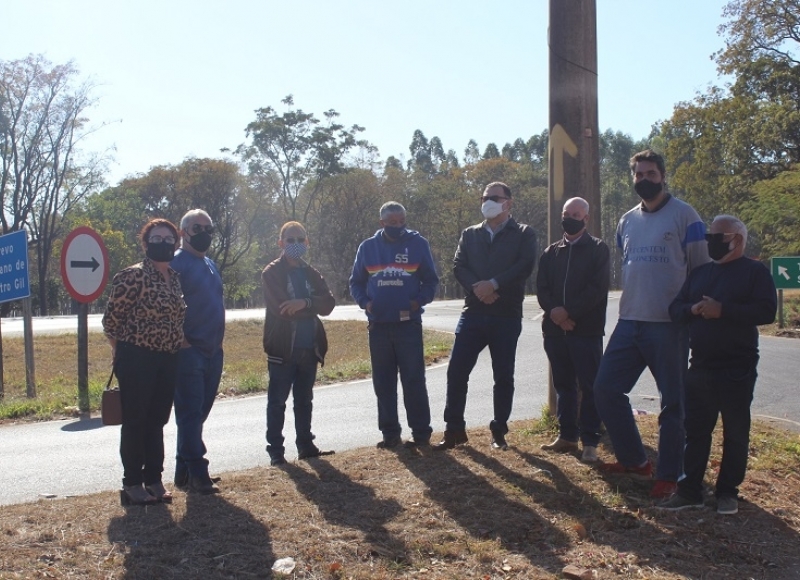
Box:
[172,209,225,494]
[661,215,777,515]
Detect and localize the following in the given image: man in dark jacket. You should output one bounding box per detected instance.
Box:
[262,221,336,466]
[660,215,776,515]
[435,182,538,451]
[536,197,609,463]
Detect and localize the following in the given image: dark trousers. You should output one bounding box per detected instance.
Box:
[115,341,179,487]
[174,346,224,480]
[444,313,522,435]
[266,348,318,459]
[543,334,603,446]
[677,365,757,501]
[368,321,432,441]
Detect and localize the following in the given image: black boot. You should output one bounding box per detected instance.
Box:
[432,430,468,451]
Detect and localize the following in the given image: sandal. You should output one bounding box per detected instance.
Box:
[145,481,174,503]
[120,484,157,506]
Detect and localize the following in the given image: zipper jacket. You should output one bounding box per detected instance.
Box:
[536,231,610,337]
[262,255,335,365]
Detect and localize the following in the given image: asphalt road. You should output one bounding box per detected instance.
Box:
[1,296,797,506]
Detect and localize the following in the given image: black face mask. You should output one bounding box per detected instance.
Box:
[634,179,662,201]
[561,217,585,236]
[188,231,213,253]
[146,241,176,263]
[706,240,731,261]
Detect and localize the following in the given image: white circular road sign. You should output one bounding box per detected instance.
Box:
[60,227,110,303]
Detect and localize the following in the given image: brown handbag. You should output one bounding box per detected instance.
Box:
[101,371,122,426]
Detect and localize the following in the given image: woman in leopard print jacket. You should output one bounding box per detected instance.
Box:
[102,218,186,506]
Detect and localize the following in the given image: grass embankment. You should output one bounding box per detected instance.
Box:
[0,416,798,579]
[0,319,453,422]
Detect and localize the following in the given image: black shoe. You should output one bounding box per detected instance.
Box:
[187,475,220,495]
[297,445,335,460]
[433,430,468,451]
[173,470,189,489]
[491,432,509,450]
[377,436,402,449]
[270,456,286,466]
[403,438,430,449]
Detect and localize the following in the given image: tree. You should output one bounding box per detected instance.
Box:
[236,95,368,223]
[0,54,104,315]
[662,0,800,256]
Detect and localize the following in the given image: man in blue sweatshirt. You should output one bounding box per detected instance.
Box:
[349,201,439,448]
[660,215,776,515]
[171,209,225,494]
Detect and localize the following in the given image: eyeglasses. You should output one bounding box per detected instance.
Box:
[481,195,509,203]
[284,237,306,244]
[705,233,734,242]
[149,235,176,244]
[191,223,214,235]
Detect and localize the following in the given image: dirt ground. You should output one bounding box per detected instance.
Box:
[1,416,799,579]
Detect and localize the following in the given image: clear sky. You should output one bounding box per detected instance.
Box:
[2,1,729,186]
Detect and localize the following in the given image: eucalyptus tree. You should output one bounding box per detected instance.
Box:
[236,95,368,223]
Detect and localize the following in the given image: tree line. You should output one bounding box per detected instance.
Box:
[2,0,798,315]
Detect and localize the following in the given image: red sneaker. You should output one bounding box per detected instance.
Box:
[598,460,653,480]
[650,480,678,499]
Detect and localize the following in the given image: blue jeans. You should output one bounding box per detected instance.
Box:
[678,366,757,501]
[368,321,432,442]
[543,334,603,446]
[174,346,224,480]
[266,348,318,459]
[443,314,522,435]
[594,319,688,481]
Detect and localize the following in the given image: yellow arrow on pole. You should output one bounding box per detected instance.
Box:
[549,123,578,202]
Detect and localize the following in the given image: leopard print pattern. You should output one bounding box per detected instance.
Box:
[102,258,186,353]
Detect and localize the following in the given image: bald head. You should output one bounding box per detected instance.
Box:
[561,197,589,239]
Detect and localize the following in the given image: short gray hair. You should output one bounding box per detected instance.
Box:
[380,201,406,220]
[180,209,212,231]
[712,214,748,248]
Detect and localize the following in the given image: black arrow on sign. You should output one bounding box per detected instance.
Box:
[70,257,100,272]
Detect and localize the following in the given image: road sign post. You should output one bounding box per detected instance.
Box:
[770,257,800,329]
[0,230,31,398]
[60,227,109,415]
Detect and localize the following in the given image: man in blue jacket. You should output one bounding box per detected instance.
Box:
[172,209,225,494]
[435,182,538,451]
[350,201,439,448]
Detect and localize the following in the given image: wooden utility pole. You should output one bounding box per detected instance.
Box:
[547,0,600,412]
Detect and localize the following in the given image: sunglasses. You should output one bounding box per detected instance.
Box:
[284,237,306,244]
[481,195,509,203]
[190,224,214,235]
[149,235,176,244]
[704,233,734,242]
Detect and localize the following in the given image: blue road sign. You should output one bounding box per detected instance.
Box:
[0,230,30,304]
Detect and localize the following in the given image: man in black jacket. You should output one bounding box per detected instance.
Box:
[660,215,776,515]
[536,197,609,463]
[434,182,538,451]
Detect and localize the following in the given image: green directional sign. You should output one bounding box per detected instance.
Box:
[771,256,800,289]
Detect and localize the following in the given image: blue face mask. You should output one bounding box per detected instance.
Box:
[383,225,406,240]
[283,242,307,260]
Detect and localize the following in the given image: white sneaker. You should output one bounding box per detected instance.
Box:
[581,445,598,463]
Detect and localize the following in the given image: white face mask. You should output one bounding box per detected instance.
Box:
[481,199,505,219]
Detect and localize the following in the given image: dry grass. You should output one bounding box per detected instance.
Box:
[0,320,453,421]
[1,416,799,579]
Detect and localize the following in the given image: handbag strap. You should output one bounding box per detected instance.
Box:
[104,370,115,391]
